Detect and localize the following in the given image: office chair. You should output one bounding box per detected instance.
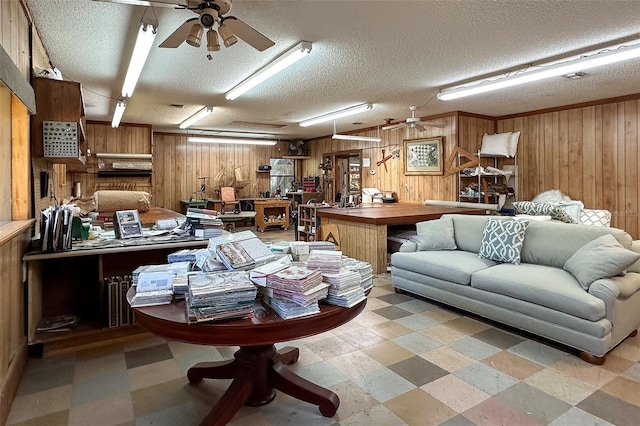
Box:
[220,187,241,214]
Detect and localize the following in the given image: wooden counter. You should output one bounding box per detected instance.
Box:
[317,203,486,274]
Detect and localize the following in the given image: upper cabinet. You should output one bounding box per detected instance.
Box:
[31,77,87,171]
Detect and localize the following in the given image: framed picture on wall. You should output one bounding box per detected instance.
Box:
[403,136,444,175]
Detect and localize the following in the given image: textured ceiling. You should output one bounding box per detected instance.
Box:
[23,0,640,140]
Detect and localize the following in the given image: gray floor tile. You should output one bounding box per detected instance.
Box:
[388,356,449,386]
[454,362,518,395]
[392,332,441,354]
[495,382,571,424]
[353,367,416,402]
[577,390,640,426]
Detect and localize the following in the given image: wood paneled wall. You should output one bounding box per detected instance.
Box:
[153,133,290,213]
[0,0,30,79]
[498,97,640,237]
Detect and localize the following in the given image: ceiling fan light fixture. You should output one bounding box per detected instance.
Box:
[121,17,157,98]
[218,22,238,47]
[179,106,214,129]
[437,39,640,101]
[225,41,313,100]
[111,99,127,128]
[207,29,221,52]
[187,136,277,146]
[299,103,373,127]
[186,23,204,47]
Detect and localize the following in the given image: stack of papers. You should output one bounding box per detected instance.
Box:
[342,257,374,292]
[130,288,173,307]
[210,231,275,271]
[265,296,321,320]
[167,248,209,264]
[265,265,327,318]
[306,250,343,274]
[266,265,323,294]
[322,268,366,308]
[308,241,335,251]
[186,271,257,323]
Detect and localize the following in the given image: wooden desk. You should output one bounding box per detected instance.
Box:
[130,294,366,425]
[23,236,209,355]
[317,204,486,274]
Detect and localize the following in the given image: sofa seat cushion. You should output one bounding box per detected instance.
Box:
[391,251,496,285]
[471,263,606,321]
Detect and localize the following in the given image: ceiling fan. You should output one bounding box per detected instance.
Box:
[382,106,445,132]
[95,0,274,58]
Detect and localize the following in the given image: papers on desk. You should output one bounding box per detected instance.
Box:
[40,205,74,251]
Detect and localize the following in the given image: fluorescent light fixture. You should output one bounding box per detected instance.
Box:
[187,136,277,146]
[121,17,157,98]
[179,106,214,129]
[225,41,312,100]
[299,103,373,127]
[332,134,381,142]
[111,99,126,128]
[437,40,640,101]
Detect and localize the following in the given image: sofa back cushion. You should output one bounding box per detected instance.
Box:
[521,220,632,269]
[442,214,632,269]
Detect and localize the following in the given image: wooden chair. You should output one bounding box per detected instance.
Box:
[220,187,240,214]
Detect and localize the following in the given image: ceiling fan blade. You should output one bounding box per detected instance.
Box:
[91,0,189,8]
[381,123,407,131]
[222,17,275,52]
[413,123,426,132]
[420,120,446,129]
[159,18,198,48]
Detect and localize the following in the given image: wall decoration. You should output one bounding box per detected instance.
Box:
[403,136,443,175]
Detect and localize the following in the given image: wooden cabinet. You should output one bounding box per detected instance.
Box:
[255,199,290,232]
[31,77,87,171]
[297,204,328,241]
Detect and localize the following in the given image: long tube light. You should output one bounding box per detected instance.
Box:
[332,134,382,142]
[121,17,157,98]
[437,40,640,101]
[187,136,277,146]
[225,41,312,100]
[299,103,373,127]
[111,99,126,128]
[179,106,214,129]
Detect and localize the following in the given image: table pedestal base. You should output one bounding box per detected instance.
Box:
[187,344,339,426]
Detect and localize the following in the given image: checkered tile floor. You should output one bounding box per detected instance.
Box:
[8,273,640,426]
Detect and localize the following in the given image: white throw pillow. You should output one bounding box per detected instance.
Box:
[480,133,511,157]
[508,131,520,157]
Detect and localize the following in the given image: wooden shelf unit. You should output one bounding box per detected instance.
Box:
[296,204,328,241]
[254,199,290,232]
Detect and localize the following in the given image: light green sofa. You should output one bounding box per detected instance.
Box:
[390,214,640,364]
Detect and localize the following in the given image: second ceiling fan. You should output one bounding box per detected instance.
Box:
[382,106,445,132]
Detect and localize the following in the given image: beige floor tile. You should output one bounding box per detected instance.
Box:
[384,388,458,426]
[442,317,491,335]
[420,346,476,372]
[420,324,466,344]
[305,335,358,360]
[327,350,384,378]
[601,354,636,374]
[421,374,491,412]
[610,339,640,362]
[339,403,407,426]
[128,358,184,391]
[363,297,393,311]
[68,392,134,426]
[289,343,324,367]
[550,357,617,388]
[368,286,394,298]
[369,321,412,339]
[227,411,272,426]
[422,308,461,323]
[332,321,365,336]
[524,368,596,405]
[483,351,544,380]
[331,380,380,421]
[352,311,390,327]
[600,376,640,406]
[6,384,72,424]
[362,341,415,366]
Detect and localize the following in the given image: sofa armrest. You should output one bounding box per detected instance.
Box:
[590,273,640,316]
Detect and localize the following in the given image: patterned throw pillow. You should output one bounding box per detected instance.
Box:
[579,209,611,227]
[479,218,530,264]
[512,201,577,224]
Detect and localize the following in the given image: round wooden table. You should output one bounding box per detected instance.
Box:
[129,292,366,426]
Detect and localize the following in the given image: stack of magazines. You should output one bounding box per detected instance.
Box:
[265,265,328,319]
[186,208,223,238]
[186,271,257,323]
[322,268,367,308]
[306,250,342,274]
[342,257,374,293]
[308,241,335,252]
[211,231,275,271]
